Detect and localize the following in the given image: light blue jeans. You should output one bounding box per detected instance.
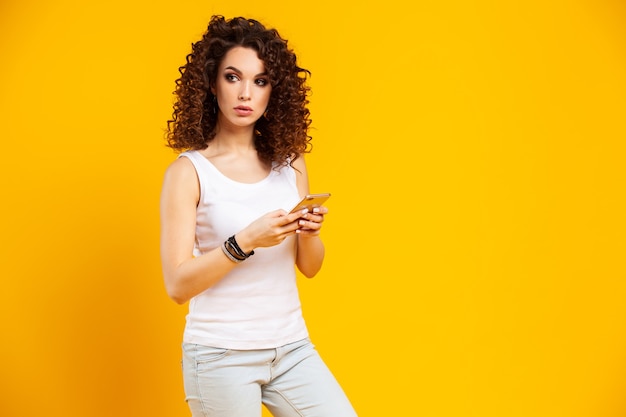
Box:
[182,338,358,417]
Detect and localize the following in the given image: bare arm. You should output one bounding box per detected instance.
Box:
[159,157,238,303]
[292,156,327,278]
[160,157,307,304]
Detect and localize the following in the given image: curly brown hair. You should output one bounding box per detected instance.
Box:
[166,15,312,168]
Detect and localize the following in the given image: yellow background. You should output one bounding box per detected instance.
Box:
[1,1,625,416]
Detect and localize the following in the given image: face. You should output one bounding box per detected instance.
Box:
[212,46,272,129]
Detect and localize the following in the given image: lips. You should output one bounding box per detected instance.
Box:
[234,106,253,116]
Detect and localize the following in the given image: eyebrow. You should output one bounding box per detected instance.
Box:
[224,66,268,77]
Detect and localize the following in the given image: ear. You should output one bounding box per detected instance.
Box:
[210,83,216,96]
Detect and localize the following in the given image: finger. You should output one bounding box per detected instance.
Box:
[301,212,324,223]
[285,208,309,223]
[268,209,289,218]
[313,214,325,223]
[298,219,321,231]
[281,218,305,233]
[296,227,320,236]
[271,209,307,228]
[280,227,300,240]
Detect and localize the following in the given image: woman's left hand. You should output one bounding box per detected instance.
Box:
[296,206,328,236]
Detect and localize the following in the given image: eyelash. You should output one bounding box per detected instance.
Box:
[225,74,269,86]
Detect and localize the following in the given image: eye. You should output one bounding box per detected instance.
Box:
[255,78,269,86]
[225,73,239,82]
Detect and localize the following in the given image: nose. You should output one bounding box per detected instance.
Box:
[238,81,251,101]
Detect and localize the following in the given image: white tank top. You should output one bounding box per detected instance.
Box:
[179,151,308,350]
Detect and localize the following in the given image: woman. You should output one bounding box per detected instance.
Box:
[160,15,357,417]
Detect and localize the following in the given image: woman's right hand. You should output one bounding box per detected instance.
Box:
[235,208,309,253]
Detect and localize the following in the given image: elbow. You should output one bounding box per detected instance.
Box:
[298,265,321,279]
[164,278,189,305]
[169,292,188,305]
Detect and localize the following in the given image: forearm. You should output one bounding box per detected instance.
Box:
[295,235,325,278]
[163,211,300,303]
[163,247,238,304]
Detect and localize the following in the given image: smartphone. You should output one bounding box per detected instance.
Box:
[289,193,331,213]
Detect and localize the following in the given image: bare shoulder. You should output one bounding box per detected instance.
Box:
[161,156,199,201]
[163,155,196,182]
[291,154,310,196]
[291,154,308,172]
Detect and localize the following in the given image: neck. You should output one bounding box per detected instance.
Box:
[212,123,256,150]
[209,135,258,160]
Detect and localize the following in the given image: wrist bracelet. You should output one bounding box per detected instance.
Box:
[221,235,254,263]
[221,241,244,263]
[227,235,254,259]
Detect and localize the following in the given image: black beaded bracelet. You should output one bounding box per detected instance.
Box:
[227,235,254,259]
